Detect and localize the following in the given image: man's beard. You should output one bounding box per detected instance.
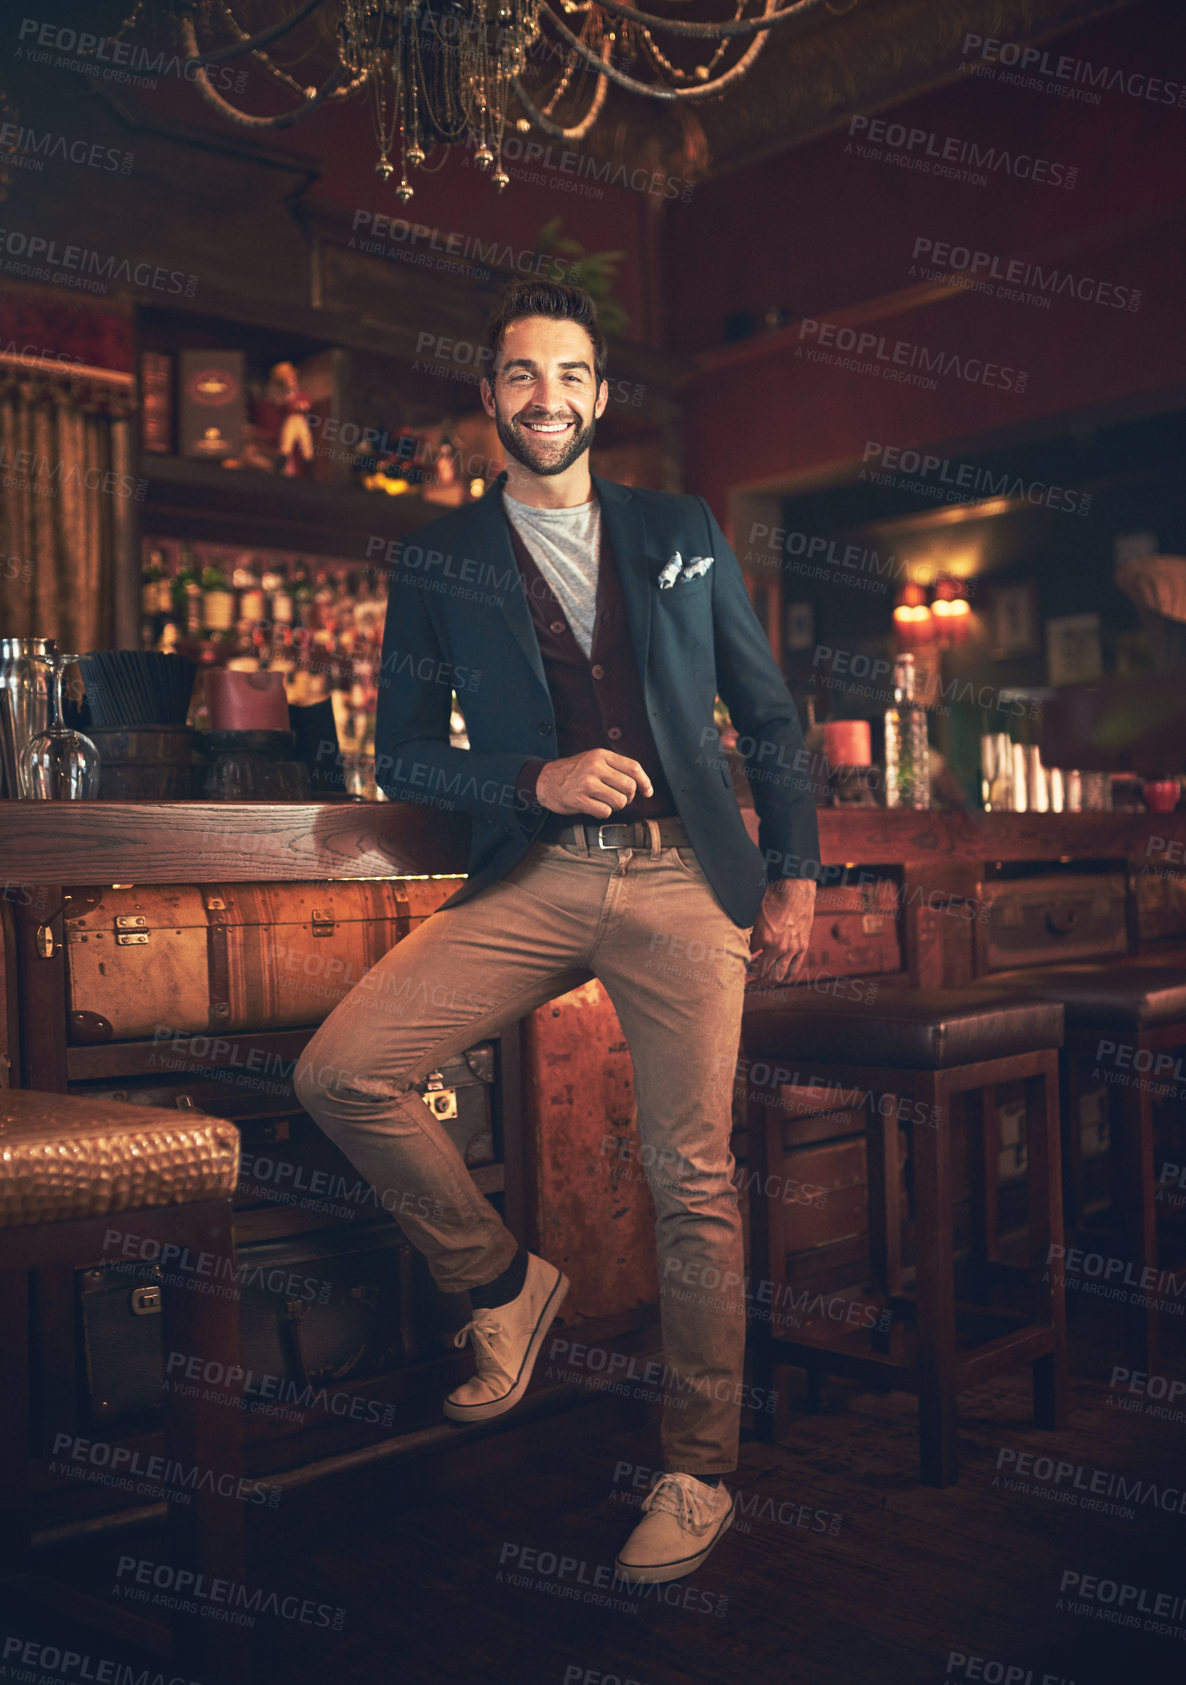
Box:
[493,400,596,477]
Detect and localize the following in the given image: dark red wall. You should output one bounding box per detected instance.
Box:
[662,0,1186,518]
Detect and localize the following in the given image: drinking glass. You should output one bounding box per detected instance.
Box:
[18,651,101,798]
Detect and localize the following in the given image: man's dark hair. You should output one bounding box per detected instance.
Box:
[484,279,607,388]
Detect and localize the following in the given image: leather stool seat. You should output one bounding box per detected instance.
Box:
[0,1089,248,1682]
[0,1089,240,1226]
[980,963,1186,1030]
[744,984,1064,1069]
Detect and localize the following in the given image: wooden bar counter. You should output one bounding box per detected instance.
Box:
[2,800,1182,1337]
[1,798,1183,883]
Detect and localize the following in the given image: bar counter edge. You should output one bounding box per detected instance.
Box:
[0,801,1182,883]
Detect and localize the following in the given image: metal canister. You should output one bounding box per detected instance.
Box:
[0,638,54,798]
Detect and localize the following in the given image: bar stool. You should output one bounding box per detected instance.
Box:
[742,986,1067,1485]
[977,963,1186,1373]
[0,1089,249,1684]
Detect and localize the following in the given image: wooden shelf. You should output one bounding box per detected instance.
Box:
[139,453,445,561]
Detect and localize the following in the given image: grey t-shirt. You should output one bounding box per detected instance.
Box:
[504,488,601,658]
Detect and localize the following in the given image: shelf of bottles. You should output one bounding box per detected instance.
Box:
[139,538,388,797]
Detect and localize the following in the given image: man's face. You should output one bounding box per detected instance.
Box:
[481,315,609,477]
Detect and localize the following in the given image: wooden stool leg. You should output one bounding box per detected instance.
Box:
[964,1086,1000,1303]
[1025,1059,1067,1431]
[866,1099,901,1300]
[912,1074,959,1486]
[864,1095,898,1385]
[0,1269,31,1579]
[1109,1042,1158,1374]
[746,1078,787,1443]
[1060,1051,1084,1233]
[159,1201,250,1685]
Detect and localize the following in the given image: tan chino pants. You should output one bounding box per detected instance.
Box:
[294,828,753,1474]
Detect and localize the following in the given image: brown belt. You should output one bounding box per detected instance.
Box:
[544,817,690,851]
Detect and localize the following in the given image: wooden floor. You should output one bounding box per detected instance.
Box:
[6,1292,1186,1685]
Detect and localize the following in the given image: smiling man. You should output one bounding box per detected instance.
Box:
[295,279,820,1585]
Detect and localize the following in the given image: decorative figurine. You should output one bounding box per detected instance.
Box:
[266,361,315,477]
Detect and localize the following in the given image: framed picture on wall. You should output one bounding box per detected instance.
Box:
[784,601,815,652]
[989,582,1040,657]
[1046,612,1103,686]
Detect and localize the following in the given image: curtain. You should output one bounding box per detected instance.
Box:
[0,367,135,652]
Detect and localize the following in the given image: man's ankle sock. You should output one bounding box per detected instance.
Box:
[686,1473,721,1488]
[468,1247,529,1310]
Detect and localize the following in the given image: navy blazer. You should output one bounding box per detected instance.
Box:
[373,471,821,929]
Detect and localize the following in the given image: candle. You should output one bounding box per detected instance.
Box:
[824,719,872,767]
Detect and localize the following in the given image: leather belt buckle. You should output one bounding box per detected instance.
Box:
[595,823,622,850]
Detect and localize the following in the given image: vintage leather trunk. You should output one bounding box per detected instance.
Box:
[1136,867,1186,943]
[976,872,1128,971]
[62,878,459,1043]
[234,1043,497,1216]
[802,880,901,980]
[75,1220,464,1432]
[526,884,900,1326]
[77,1042,497,1215]
[524,977,654,1324]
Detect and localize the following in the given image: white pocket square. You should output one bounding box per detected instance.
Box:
[658,552,714,589]
[680,555,713,581]
[657,553,683,588]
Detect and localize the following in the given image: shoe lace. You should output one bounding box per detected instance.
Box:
[452,1309,507,1375]
[641,1472,717,1530]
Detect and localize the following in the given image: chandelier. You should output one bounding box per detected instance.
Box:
[115,0,840,197]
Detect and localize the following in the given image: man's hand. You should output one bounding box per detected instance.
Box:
[535,749,654,817]
[748,877,817,986]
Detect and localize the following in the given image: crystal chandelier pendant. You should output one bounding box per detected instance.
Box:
[155,0,777,202]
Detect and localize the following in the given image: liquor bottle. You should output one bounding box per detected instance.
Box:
[884,653,930,809]
[225,618,261,672]
[201,559,237,635]
[141,547,166,618]
[233,555,265,624]
[156,611,182,655]
[286,627,311,707]
[313,568,335,628]
[171,543,204,640]
[141,547,171,646]
[264,565,293,627]
[268,623,296,691]
[291,561,314,628]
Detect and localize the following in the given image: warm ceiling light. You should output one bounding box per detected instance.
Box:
[893,581,933,643]
[928,573,972,643]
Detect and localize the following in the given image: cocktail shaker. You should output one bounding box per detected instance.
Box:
[0,638,54,798]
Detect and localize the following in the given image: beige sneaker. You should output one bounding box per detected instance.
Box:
[443,1252,569,1424]
[614,1472,734,1583]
